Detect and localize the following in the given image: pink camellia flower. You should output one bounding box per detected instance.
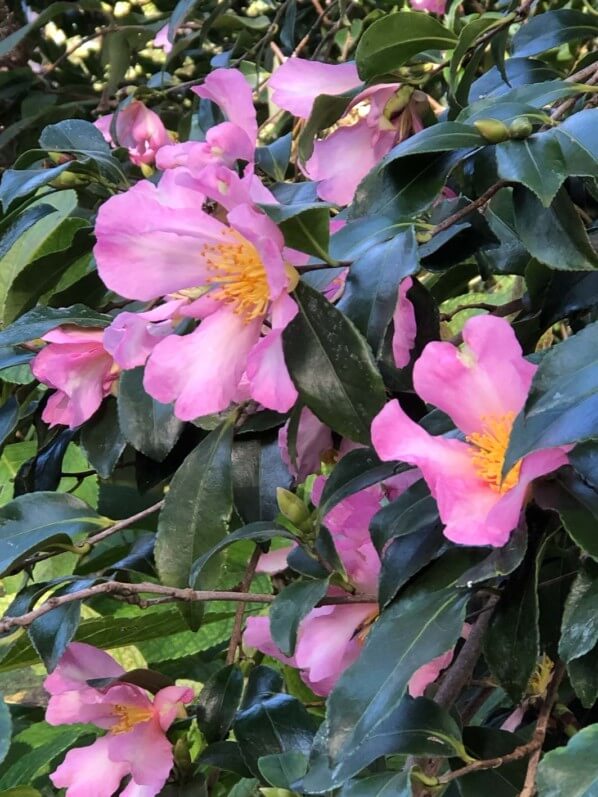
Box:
[153,23,173,54]
[95,101,172,167]
[279,407,334,481]
[45,642,194,797]
[94,172,299,419]
[31,328,118,428]
[392,277,417,368]
[269,58,361,119]
[156,69,257,173]
[409,0,447,14]
[244,474,443,697]
[269,59,425,205]
[372,315,570,547]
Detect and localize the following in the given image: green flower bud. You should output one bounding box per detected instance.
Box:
[508,116,533,140]
[276,487,311,529]
[474,118,510,144]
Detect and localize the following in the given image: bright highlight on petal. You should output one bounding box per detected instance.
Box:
[467,413,522,493]
[203,231,270,322]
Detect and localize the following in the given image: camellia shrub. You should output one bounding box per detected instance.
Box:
[0,0,598,794]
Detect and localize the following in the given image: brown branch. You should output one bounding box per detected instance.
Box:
[226,546,262,664]
[550,61,598,122]
[11,500,166,573]
[431,181,514,237]
[440,298,524,322]
[418,660,565,788]
[0,580,375,634]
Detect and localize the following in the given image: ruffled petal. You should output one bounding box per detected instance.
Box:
[269,58,361,118]
[246,330,298,413]
[193,68,257,145]
[50,736,129,797]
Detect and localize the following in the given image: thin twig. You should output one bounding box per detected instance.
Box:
[440,298,524,322]
[0,580,375,634]
[431,181,514,237]
[226,546,262,664]
[550,61,598,122]
[43,26,118,76]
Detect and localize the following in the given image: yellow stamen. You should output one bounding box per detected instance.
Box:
[111,703,154,734]
[528,654,554,698]
[202,231,270,323]
[466,413,521,493]
[355,608,379,646]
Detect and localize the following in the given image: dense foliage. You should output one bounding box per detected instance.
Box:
[0,0,597,795]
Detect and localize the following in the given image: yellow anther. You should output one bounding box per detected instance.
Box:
[466,413,521,493]
[111,703,154,734]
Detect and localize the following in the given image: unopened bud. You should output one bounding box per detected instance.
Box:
[509,117,533,140]
[276,488,311,529]
[474,118,510,144]
[49,172,88,189]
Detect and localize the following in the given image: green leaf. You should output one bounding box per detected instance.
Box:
[255,134,292,181]
[318,448,403,517]
[338,772,411,797]
[298,92,356,162]
[514,186,598,271]
[537,723,598,797]
[0,789,41,797]
[155,420,234,629]
[0,2,83,58]
[0,165,72,210]
[258,751,308,789]
[117,367,183,462]
[0,304,110,347]
[0,694,11,766]
[196,664,244,743]
[355,12,458,80]
[552,473,598,562]
[338,228,419,355]
[190,522,297,586]
[270,577,329,656]
[570,441,598,491]
[559,563,598,663]
[483,540,541,701]
[0,492,103,576]
[283,282,386,445]
[512,9,598,57]
[0,397,19,447]
[449,14,506,91]
[504,322,598,469]
[0,727,89,789]
[568,646,598,708]
[380,122,486,162]
[496,136,569,207]
[80,398,126,479]
[232,434,292,524]
[453,727,528,797]
[305,583,467,788]
[262,204,332,261]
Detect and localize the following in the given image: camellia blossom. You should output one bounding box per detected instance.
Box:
[95,100,172,166]
[279,407,334,481]
[94,171,299,419]
[409,0,447,14]
[31,327,118,428]
[392,277,417,368]
[45,642,194,797]
[244,474,443,697]
[372,315,570,547]
[268,59,425,205]
[156,68,257,173]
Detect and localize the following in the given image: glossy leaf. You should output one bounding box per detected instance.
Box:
[537,723,598,797]
[0,695,10,766]
[155,420,234,629]
[80,397,126,479]
[559,563,598,663]
[263,203,332,261]
[355,12,457,80]
[338,772,411,797]
[117,367,183,463]
[283,282,386,445]
[196,664,244,743]
[512,9,598,57]
[270,577,329,656]
[0,304,110,347]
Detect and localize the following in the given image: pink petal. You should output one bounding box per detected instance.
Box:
[193,69,257,146]
[408,648,454,697]
[50,736,129,797]
[409,0,447,13]
[256,545,296,574]
[278,407,333,480]
[94,179,226,301]
[269,58,361,119]
[413,315,536,435]
[108,720,173,790]
[392,277,417,368]
[246,329,298,413]
[103,301,183,370]
[153,685,194,731]
[113,101,172,166]
[144,308,261,420]
[244,615,297,666]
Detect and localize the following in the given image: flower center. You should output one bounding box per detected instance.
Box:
[466,413,521,493]
[111,703,154,734]
[355,607,379,646]
[202,231,270,323]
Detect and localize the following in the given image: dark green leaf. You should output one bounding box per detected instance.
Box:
[380,122,486,162]
[496,136,569,207]
[338,772,411,797]
[379,523,447,607]
[117,367,183,462]
[338,228,419,355]
[505,322,598,469]
[258,751,308,789]
[270,578,329,656]
[255,134,292,181]
[355,12,457,80]
[559,563,598,663]
[512,9,598,57]
[513,186,598,271]
[0,304,110,347]
[155,420,234,629]
[0,695,10,766]
[449,15,505,90]
[298,92,357,161]
[0,727,89,789]
[283,283,386,445]
[456,526,527,587]
[0,165,72,211]
[0,492,103,576]
[262,203,332,261]
[570,441,598,491]
[568,646,598,708]
[483,542,541,701]
[370,479,436,550]
[537,723,598,796]
[196,664,244,743]
[454,727,527,797]
[232,433,292,524]
[0,397,19,447]
[0,2,82,58]
[80,398,126,479]
[198,741,253,777]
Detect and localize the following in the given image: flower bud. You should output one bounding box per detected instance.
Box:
[473,118,510,144]
[49,172,88,189]
[276,487,312,530]
[508,117,533,140]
